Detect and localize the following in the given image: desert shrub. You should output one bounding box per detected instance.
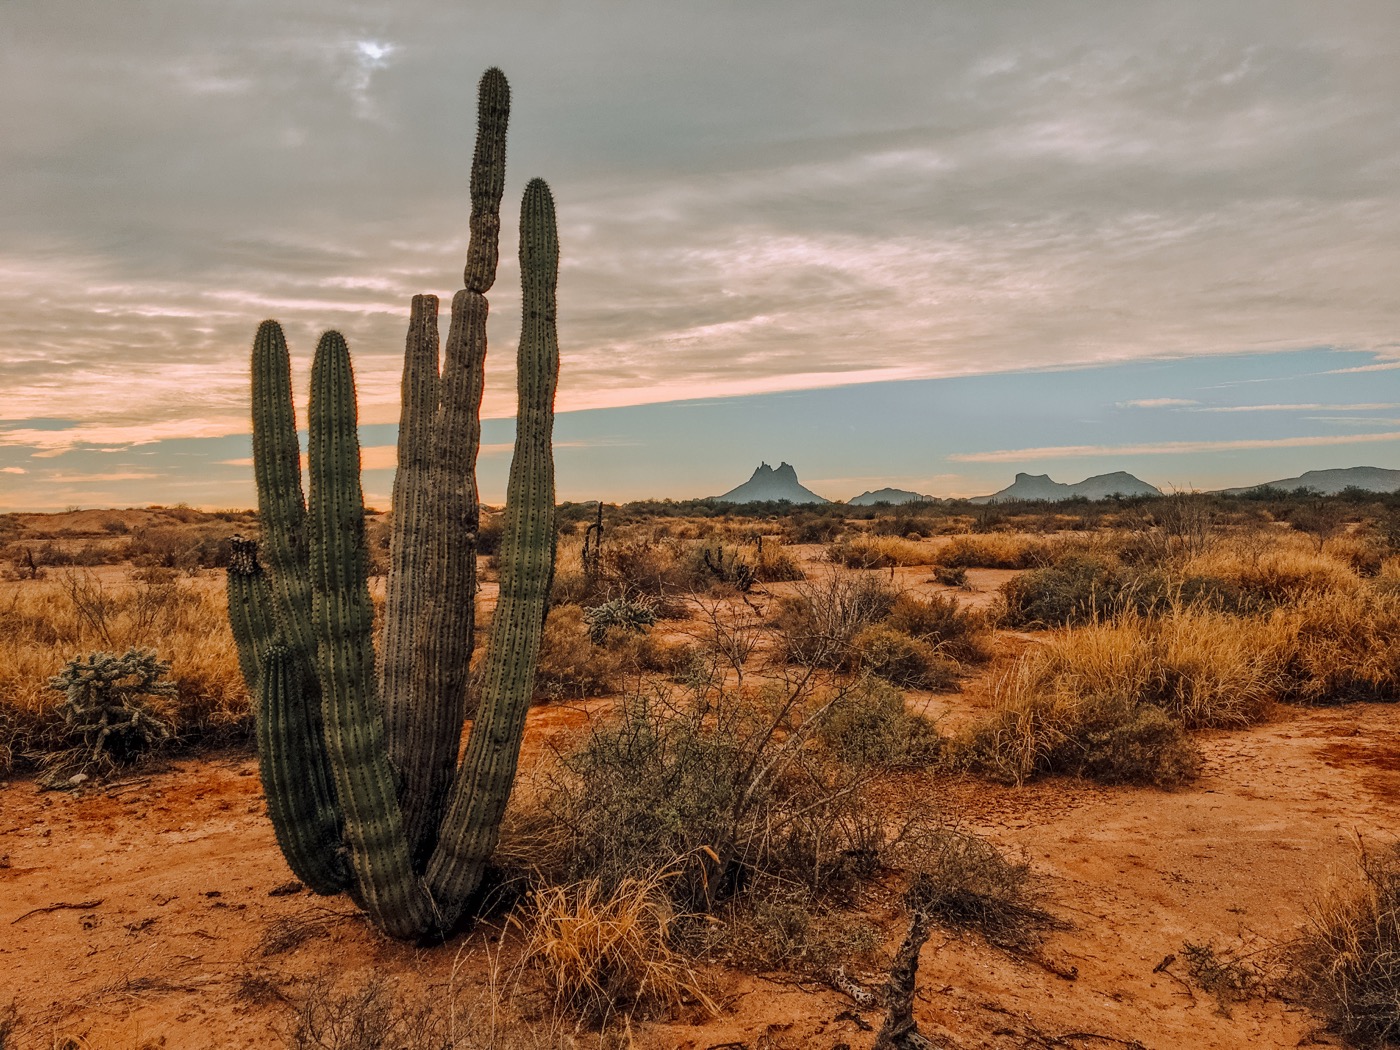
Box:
[1292,842,1400,1047]
[847,624,958,691]
[884,592,993,663]
[785,514,844,544]
[532,606,621,702]
[828,535,936,570]
[515,873,714,1027]
[901,827,1057,951]
[124,524,239,570]
[932,564,968,587]
[715,881,883,975]
[774,574,897,668]
[1182,535,1360,604]
[525,674,889,909]
[937,534,1049,570]
[816,676,942,768]
[1000,554,1128,627]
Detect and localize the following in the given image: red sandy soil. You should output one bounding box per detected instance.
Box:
[3,678,1391,1048]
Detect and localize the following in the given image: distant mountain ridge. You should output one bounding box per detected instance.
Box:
[970,471,1162,504]
[848,487,937,506]
[1216,466,1400,496]
[714,462,830,504]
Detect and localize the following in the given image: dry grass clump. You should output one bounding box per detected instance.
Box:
[958,606,1288,785]
[936,533,1050,570]
[1269,590,1400,705]
[1292,842,1400,1048]
[1181,532,1361,604]
[715,881,883,975]
[847,624,959,690]
[0,571,249,775]
[828,534,937,569]
[515,872,715,1027]
[999,554,1130,628]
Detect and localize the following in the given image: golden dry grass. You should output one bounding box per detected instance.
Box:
[829,534,938,569]
[513,869,716,1026]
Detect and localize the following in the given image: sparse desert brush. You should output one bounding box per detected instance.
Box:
[515,871,715,1026]
[827,534,937,569]
[774,573,897,668]
[899,825,1058,951]
[714,878,883,975]
[884,592,993,663]
[936,533,1049,570]
[1291,841,1400,1048]
[847,624,959,691]
[532,605,623,702]
[816,675,943,767]
[0,571,249,774]
[999,553,1130,627]
[1181,532,1361,603]
[527,673,893,909]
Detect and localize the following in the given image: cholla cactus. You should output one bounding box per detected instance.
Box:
[47,648,175,767]
[583,597,657,644]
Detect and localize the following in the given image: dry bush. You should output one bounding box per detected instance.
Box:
[847,624,959,691]
[773,574,897,669]
[885,592,993,664]
[532,606,623,702]
[522,670,896,910]
[936,534,1050,570]
[827,535,937,570]
[715,881,883,975]
[816,676,943,768]
[1292,841,1400,1047]
[0,571,249,775]
[515,872,715,1027]
[999,554,1130,628]
[900,826,1058,952]
[285,972,566,1050]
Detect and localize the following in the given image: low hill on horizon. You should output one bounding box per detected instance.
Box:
[1216,465,1400,496]
[970,471,1162,504]
[847,487,938,506]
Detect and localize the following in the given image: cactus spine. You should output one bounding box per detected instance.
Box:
[227,68,559,939]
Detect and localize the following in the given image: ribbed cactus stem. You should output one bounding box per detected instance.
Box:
[307,331,432,938]
[255,645,352,895]
[381,293,441,862]
[463,68,509,293]
[427,178,559,922]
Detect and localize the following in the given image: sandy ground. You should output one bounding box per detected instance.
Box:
[2,675,1392,1048]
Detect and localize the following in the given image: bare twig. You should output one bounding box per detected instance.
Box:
[10,898,103,924]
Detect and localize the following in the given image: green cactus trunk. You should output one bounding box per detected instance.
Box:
[226,67,560,941]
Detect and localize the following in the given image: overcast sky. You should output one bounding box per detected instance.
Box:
[2,0,1398,508]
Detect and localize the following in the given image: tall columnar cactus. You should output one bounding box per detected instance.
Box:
[226,68,560,940]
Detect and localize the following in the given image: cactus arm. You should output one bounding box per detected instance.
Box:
[256,645,353,895]
[225,536,277,698]
[401,68,509,867]
[427,179,559,925]
[380,293,440,845]
[307,330,433,938]
[464,68,510,293]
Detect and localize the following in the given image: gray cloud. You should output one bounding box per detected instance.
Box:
[3,0,1399,457]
